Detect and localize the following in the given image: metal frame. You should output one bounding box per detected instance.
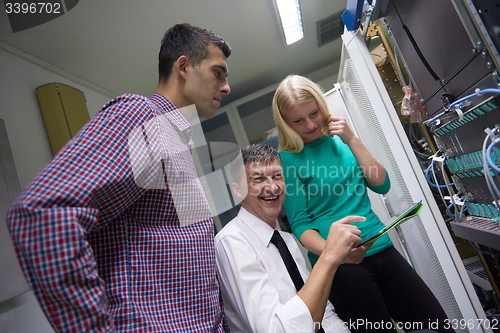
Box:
[455,0,500,75]
[339,29,489,332]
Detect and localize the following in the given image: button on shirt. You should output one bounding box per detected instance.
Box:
[215,207,350,333]
[7,93,227,332]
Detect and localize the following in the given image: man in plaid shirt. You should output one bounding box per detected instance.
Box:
[7,23,232,332]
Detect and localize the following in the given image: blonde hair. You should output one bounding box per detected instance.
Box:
[272,75,330,153]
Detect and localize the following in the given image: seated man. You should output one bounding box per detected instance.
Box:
[215,144,364,333]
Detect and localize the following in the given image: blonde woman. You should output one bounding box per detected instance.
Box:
[273,75,454,333]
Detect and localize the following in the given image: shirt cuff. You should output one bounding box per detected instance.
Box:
[275,295,319,333]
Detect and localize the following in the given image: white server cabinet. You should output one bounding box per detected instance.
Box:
[330,30,491,333]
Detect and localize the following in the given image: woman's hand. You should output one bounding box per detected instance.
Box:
[327,114,387,186]
[327,115,356,146]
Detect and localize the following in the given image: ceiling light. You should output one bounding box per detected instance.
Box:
[275,0,304,45]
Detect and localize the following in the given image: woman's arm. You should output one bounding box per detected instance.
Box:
[300,229,326,256]
[327,115,386,186]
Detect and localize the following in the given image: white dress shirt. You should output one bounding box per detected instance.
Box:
[215,207,350,333]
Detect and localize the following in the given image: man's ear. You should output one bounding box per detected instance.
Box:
[231,182,244,200]
[231,180,249,205]
[175,55,189,78]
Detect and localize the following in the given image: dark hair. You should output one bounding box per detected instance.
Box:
[229,144,282,184]
[158,23,232,82]
[241,144,281,165]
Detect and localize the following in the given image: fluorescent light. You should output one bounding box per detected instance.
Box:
[276,0,304,45]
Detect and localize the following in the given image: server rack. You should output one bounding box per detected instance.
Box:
[335,0,500,330]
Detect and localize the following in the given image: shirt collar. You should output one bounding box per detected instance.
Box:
[149,93,191,132]
[237,207,276,247]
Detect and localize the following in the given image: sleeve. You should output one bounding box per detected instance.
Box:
[215,234,317,333]
[281,154,318,241]
[6,95,151,332]
[322,302,351,333]
[366,170,390,194]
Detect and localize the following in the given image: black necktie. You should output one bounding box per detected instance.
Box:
[270,230,304,291]
[270,230,325,333]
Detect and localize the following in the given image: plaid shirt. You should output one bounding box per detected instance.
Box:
[7,93,229,332]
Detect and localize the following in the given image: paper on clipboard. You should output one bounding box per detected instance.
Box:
[358,201,424,246]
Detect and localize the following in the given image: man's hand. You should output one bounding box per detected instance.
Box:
[322,216,364,266]
[343,242,373,264]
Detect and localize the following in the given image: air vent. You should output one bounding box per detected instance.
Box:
[462,256,493,291]
[317,12,344,47]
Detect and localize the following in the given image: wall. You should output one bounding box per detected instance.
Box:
[0,46,113,333]
[0,46,113,188]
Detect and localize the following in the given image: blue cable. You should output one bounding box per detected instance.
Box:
[449,88,500,109]
[425,87,500,127]
[446,203,455,217]
[447,202,467,220]
[469,240,493,255]
[486,139,500,173]
[425,160,455,188]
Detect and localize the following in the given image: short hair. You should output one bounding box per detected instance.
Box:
[229,144,282,182]
[158,23,232,83]
[241,144,282,165]
[272,75,330,153]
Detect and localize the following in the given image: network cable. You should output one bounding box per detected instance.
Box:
[485,134,500,174]
[425,158,455,189]
[425,154,461,222]
[482,129,500,217]
[468,240,493,255]
[425,87,500,128]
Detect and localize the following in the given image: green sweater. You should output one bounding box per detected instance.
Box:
[280,135,392,265]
